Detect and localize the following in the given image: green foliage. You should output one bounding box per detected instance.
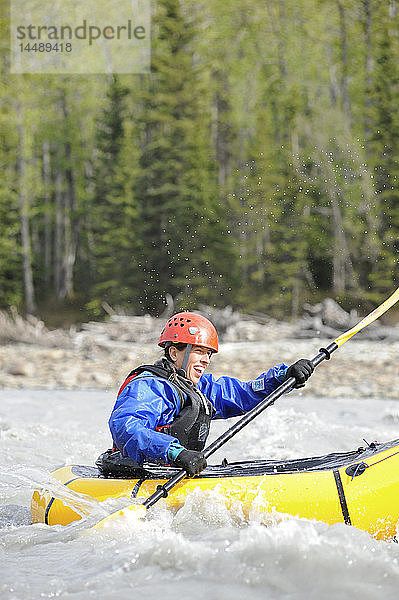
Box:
[89,76,142,309]
[0,187,23,307]
[135,0,237,314]
[0,65,23,307]
[0,0,398,322]
[365,2,399,293]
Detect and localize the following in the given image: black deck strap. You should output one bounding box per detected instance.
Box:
[44,497,55,525]
[45,477,80,525]
[130,478,146,499]
[333,470,351,526]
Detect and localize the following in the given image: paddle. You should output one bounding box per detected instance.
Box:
[93,286,399,529]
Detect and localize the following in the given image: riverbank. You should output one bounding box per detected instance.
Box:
[1,336,398,398]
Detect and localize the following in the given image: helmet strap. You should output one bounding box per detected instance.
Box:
[181,344,192,373]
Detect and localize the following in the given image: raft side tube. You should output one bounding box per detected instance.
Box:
[30,440,399,538]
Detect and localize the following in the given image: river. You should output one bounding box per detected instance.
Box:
[1,387,399,599]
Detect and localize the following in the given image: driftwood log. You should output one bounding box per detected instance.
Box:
[1,298,398,352]
[294,298,399,341]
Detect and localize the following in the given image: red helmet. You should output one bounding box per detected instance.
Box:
[158,312,219,353]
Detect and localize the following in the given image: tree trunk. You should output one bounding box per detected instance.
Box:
[362,0,372,145]
[337,1,352,122]
[63,139,77,299]
[61,95,78,300]
[212,71,233,187]
[42,141,52,287]
[53,92,78,301]
[54,151,63,300]
[16,108,36,314]
[331,189,356,294]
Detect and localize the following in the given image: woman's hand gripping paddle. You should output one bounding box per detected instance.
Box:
[93,287,399,530]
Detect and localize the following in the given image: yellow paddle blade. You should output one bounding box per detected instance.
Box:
[334,287,399,348]
[92,503,147,530]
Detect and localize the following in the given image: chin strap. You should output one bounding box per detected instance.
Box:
[181,344,192,373]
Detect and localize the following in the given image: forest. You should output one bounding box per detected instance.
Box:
[1,0,398,324]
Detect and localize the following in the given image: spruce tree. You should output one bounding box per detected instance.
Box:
[366,4,399,295]
[135,0,237,314]
[89,76,141,314]
[0,33,23,307]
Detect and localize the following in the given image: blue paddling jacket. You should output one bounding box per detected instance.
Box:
[109,360,288,465]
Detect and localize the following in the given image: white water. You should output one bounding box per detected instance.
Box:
[1,387,399,600]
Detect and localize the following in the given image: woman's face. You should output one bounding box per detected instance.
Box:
[169,345,212,384]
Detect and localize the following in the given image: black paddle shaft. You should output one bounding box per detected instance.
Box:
[143,342,338,510]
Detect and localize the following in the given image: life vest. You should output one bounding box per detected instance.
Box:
[116,358,215,451]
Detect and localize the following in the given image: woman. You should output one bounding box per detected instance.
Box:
[107,312,314,476]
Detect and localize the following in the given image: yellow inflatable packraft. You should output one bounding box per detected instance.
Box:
[31,439,399,540]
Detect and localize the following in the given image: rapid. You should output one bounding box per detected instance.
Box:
[1,355,399,599]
